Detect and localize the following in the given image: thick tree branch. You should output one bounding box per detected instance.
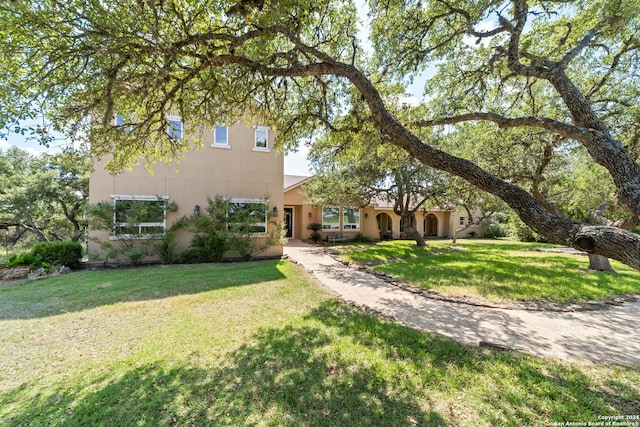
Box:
[414,112,592,141]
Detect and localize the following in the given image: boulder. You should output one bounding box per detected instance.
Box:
[0,267,30,282]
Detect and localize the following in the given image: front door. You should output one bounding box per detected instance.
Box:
[284,207,293,238]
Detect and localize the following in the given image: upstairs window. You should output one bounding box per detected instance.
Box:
[167,116,183,139]
[213,125,229,147]
[459,216,465,226]
[254,127,269,151]
[114,114,132,131]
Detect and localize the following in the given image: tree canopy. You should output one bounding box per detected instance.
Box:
[1,0,640,269]
[0,147,89,246]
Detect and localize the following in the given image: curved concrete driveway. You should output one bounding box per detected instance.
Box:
[284,241,640,366]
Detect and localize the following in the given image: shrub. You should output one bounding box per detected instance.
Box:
[154,230,178,264]
[178,248,210,264]
[192,231,228,262]
[127,249,144,266]
[306,223,323,243]
[3,253,42,269]
[352,232,372,243]
[485,221,508,238]
[30,241,83,269]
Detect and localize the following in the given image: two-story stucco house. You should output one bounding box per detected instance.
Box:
[88,118,284,261]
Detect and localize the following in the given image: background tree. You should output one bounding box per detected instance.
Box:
[0,147,89,247]
[1,0,640,269]
[306,128,452,246]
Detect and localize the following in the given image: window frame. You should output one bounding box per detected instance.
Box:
[253,126,269,152]
[342,208,361,231]
[228,198,268,235]
[167,115,183,140]
[110,195,169,239]
[114,114,132,131]
[322,207,341,230]
[212,125,230,148]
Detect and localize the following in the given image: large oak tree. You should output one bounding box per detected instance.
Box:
[1,0,639,269]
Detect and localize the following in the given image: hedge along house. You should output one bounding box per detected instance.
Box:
[88,117,284,262]
[284,175,485,242]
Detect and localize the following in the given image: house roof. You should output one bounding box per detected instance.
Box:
[284,174,314,191]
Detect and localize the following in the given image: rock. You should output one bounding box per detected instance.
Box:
[58,266,72,274]
[28,267,46,280]
[0,267,30,282]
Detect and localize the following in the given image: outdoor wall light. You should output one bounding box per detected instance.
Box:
[193,204,200,217]
[272,206,278,217]
[308,212,313,218]
[365,213,369,218]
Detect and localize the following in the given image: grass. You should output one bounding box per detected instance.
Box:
[1,260,639,426]
[331,239,640,303]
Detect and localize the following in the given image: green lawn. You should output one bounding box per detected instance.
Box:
[331,239,640,303]
[1,260,639,426]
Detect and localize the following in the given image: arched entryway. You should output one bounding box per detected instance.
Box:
[376,213,393,239]
[424,213,438,236]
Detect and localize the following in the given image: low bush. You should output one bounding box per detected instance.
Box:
[3,253,43,269]
[28,241,83,269]
[306,223,323,243]
[178,248,210,264]
[154,230,178,264]
[352,232,372,243]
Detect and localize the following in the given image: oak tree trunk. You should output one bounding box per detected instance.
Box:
[588,254,615,272]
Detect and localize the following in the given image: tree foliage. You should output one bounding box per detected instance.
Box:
[306,121,453,246]
[2,0,640,269]
[0,147,89,246]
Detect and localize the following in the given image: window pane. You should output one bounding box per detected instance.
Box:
[168,119,183,139]
[114,199,166,236]
[322,207,340,230]
[342,208,360,230]
[228,201,267,234]
[255,128,268,148]
[214,126,228,145]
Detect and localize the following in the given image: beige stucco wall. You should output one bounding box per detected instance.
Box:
[89,121,284,262]
[448,212,486,239]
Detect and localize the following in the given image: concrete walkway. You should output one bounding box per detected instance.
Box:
[284,240,640,366]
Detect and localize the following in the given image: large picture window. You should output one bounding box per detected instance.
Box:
[322,207,340,230]
[112,196,167,237]
[342,208,360,230]
[228,199,268,234]
[322,207,361,230]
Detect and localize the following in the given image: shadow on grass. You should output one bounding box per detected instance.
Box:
[3,300,638,426]
[0,260,286,320]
